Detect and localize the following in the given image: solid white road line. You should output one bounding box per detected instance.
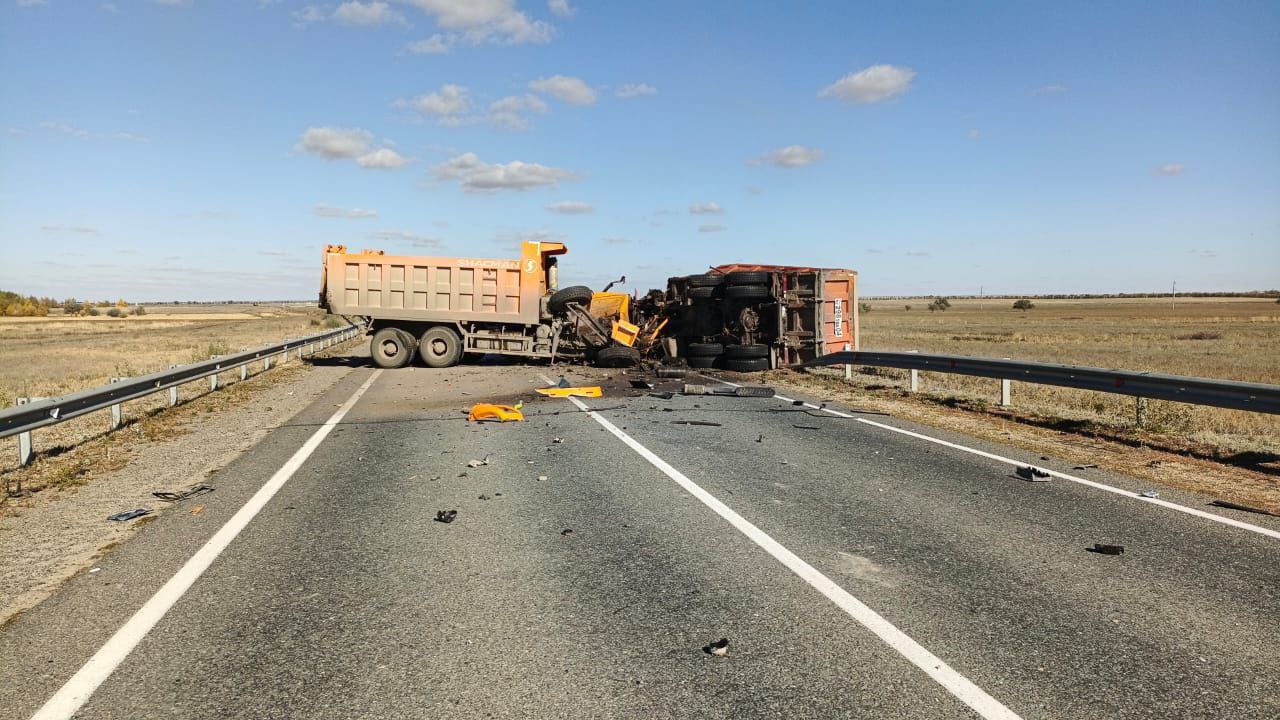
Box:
[714,376,1280,541]
[539,375,1022,720]
[30,370,384,720]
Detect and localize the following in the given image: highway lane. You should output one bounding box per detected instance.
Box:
[2,356,1277,719]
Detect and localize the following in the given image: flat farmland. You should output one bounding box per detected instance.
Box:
[847,296,1280,452]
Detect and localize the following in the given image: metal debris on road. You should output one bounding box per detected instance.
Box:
[1139,490,1160,499]
[468,404,524,422]
[536,386,603,398]
[656,368,688,378]
[1015,466,1052,481]
[1073,464,1098,470]
[434,510,458,524]
[792,400,805,406]
[648,391,674,400]
[152,483,214,502]
[467,457,491,468]
[756,434,763,443]
[1209,499,1280,517]
[107,509,151,522]
[552,437,565,444]
[629,379,655,389]
[537,475,548,481]
[671,420,722,427]
[478,494,491,500]
[1088,544,1125,555]
[703,638,730,657]
[681,384,775,398]
[792,424,820,430]
[560,528,574,536]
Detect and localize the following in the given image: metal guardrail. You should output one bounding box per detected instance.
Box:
[2,325,363,467]
[802,351,1280,415]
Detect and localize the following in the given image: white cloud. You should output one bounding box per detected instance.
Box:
[334,1,405,25]
[17,0,49,7]
[153,0,191,6]
[488,93,548,129]
[432,152,578,192]
[397,84,472,117]
[357,148,410,168]
[406,34,451,54]
[751,145,822,168]
[296,127,372,159]
[547,0,573,17]
[529,75,597,105]
[294,5,326,23]
[368,230,442,247]
[615,82,657,99]
[819,64,916,104]
[698,224,726,233]
[689,202,724,215]
[546,200,593,214]
[36,120,148,142]
[1031,84,1068,96]
[41,223,100,234]
[313,204,379,219]
[603,235,627,245]
[1154,163,1185,176]
[397,0,553,45]
[967,129,981,141]
[905,250,930,258]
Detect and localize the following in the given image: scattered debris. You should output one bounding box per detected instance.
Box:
[190,505,205,515]
[648,391,674,400]
[629,379,655,389]
[1073,464,1098,470]
[671,420,723,427]
[554,376,571,388]
[1088,544,1125,555]
[656,368,688,378]
[89,567,101,574]
[1209,499,1280,517]
[1015,466,1051,481]
[792,400,805,406]
[1146,460,1163,468]
[152,483,214,502]
[703,638,730,657]
[756,434,763,443]
[682,384,775,398]
[792,424,820,430]
[536,386,603,398]
[478,494,492,501]
[467,457,491,468]
[552,437,565,444]
[468,404,524,422]
[561,528,574,536]
[537,475,548,481]
[107,509,151,522]
[1139,490,1160,499]
[434,510,458,524]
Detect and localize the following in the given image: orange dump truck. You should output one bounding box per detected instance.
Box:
[320,241,640,368]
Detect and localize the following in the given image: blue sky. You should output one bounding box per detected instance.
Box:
[1,0,1277,301]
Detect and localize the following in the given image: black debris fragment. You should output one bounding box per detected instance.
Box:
[629,379,655,389]
[107,509,151,522]
[1073,464,1098,470]
[1088,544,1125,555]
[152,483,214,503]
[648,392,674,400]
[792,400,805,406]
[793,425,820,430]
[560,528,574,536]
[656,368,689,378]
[478,494,491,501]
[434,510,458,523]
[671,420,723,427]
[703,638,730,657]
[756,434,763,443]
[1209,499,1280,517]
[1015,466,1051,481]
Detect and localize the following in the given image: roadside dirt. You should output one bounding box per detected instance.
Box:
[0,350,360,626]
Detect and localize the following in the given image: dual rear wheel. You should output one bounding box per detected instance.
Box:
[370,326,463,369]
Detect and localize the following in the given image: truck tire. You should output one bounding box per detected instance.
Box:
[371,327,414,369]
[418,326,463,368]
[686,342,723,357]
[688,286,717,300]
[726,271,770,286]
[723,284,770,301]
[687,355,718,369]
[686,274,725,287]
[594,344,640,368]
[724,357,770,372]
[548,285,594,315]
[724,344,769,359]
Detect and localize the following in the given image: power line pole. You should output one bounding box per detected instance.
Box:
[1171,281,1177,311]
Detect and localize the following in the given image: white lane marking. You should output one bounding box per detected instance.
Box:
[31,370,384,720]
[713,375,1280,541]
[539,374,1022,720]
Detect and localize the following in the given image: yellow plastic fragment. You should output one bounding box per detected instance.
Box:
[468,403,525,422]
[534,386,603,398]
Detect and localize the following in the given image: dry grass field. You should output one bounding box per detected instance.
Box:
[846,296,1280,454]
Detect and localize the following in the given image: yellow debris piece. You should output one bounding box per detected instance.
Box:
[468,404,525,422]
[534,386,603,398]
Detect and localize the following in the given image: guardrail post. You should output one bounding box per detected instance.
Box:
[15,397,41,467]
[909,369,919,392]
[240,364,248,382]
[263,355,271,371]
[210,357,222,391]
[842,343,852,380]
[1000,378,1011,407]
[109,377,123,430]
[1135,397,1148,428]
[167,365,179,406]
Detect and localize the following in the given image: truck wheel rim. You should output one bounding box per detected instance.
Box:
[381,340,399,357]
[428,339,448,356]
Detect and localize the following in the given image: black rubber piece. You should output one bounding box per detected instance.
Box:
[686,274,725,287]
[548,285,594,315]
[686,355,718,369]
[594,344,641,368]
[688,286,717,300]
[418,326,463,368]
[726,271,770,286]
[724,357,770,372]
[371,327,413,369]
[686,342,724,357]
[723,344,769,359]
[723,284,770,301]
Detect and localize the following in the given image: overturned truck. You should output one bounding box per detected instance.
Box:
[646,264,858,371]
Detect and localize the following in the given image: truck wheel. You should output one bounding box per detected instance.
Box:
[724,344,769,359]
[371,327,414,369]
[594,344,640,368]
[724,357,770,372]
[548,285,594,315]
[687,356,718,369]
[726,271,770,286]
[686,342,723,357]
[723,284,770,301]
[688,286,717,300]
[418,326,463,368]
[686,274,725,287]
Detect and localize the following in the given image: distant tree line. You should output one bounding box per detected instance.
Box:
[0,291,150,317]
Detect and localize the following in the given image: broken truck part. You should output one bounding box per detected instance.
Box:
[319,241,640,369]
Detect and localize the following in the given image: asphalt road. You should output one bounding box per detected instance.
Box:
[2,351,1278,719]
